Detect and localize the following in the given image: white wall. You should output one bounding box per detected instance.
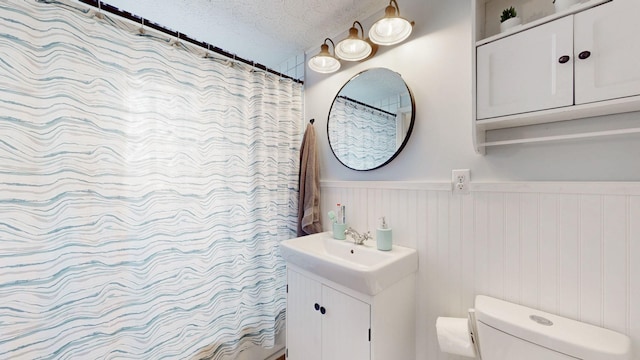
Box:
[304,0,640,182]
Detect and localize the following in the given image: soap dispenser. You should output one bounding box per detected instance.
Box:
[376,217,392,251]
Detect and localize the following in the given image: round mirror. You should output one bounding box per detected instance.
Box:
[327,68,415,171]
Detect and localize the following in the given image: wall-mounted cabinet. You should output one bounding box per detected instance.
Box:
[472,0,640,153]
[285,266,415,360]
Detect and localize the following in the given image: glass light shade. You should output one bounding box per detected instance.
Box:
[308,44,341,73]
[369,4,413,45]
[335,24,372,62]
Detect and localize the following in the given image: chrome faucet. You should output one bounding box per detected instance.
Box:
[344,227,372,245]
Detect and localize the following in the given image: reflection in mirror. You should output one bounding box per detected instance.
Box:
[328,68,415,171]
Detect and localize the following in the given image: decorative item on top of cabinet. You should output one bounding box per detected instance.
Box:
[554,0,581,13]
[472,0,640,153]
[499,6,522,32]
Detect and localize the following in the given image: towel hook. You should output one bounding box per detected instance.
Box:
[309,119,315,124]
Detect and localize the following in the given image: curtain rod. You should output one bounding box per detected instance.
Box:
[338,96,396,117]
[76,0,304,84]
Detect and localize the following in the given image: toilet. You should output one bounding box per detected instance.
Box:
[438,295,632,359]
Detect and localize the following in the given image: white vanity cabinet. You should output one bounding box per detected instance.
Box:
[285,266,415,360]
[286,268,370,360]
[473,0,640,151]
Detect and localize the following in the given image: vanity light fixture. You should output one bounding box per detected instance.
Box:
[308,38,341,74]
[335,21,373,62]
[369,0,414,46]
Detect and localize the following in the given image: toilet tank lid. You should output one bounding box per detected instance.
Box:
[474,295,631,360]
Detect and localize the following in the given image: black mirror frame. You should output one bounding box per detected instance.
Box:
[327,68,416,171]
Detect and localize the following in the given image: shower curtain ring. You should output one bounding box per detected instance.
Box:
[169,32,181,48]
[95,1,104,19]
[204,44,214,59]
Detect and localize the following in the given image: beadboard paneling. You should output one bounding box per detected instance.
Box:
[320,181,639,360]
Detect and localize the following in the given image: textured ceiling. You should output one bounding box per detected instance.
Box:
[103,0,386,69]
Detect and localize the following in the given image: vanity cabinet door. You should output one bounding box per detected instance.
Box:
[287,269,322,360]
[321,286,370,360]
[286,269,371,360]
[476,16,574,119]
[574,0,640,105]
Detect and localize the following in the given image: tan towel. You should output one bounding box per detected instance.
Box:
[297,123,322,236]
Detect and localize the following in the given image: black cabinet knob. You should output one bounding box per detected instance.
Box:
[314,303,320,311]
[558,55,570,64]
[578,51,591,60]
[320,306,326,315]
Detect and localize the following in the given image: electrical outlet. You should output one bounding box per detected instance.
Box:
[451,169,470,194]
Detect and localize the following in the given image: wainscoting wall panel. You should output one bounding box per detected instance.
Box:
[321,181,639,359]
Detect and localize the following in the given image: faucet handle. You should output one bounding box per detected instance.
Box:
[363,231,373,241]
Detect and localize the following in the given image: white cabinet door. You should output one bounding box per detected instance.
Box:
[476,16,574,119]
[287,269,322,360]
[287,269,371,360]
[321,286,371,360]
[574,0,640,105]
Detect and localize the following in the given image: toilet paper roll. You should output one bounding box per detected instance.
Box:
[436,317,477,358]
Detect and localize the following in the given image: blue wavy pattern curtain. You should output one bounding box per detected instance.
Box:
[328,97,396,170]
[0,1,302,358]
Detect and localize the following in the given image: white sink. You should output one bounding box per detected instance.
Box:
[279,231,418,295]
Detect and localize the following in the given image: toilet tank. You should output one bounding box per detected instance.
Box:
[474,295,631,360]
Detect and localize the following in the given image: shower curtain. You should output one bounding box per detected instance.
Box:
[328,96,397,170]
[0,1,302,359]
